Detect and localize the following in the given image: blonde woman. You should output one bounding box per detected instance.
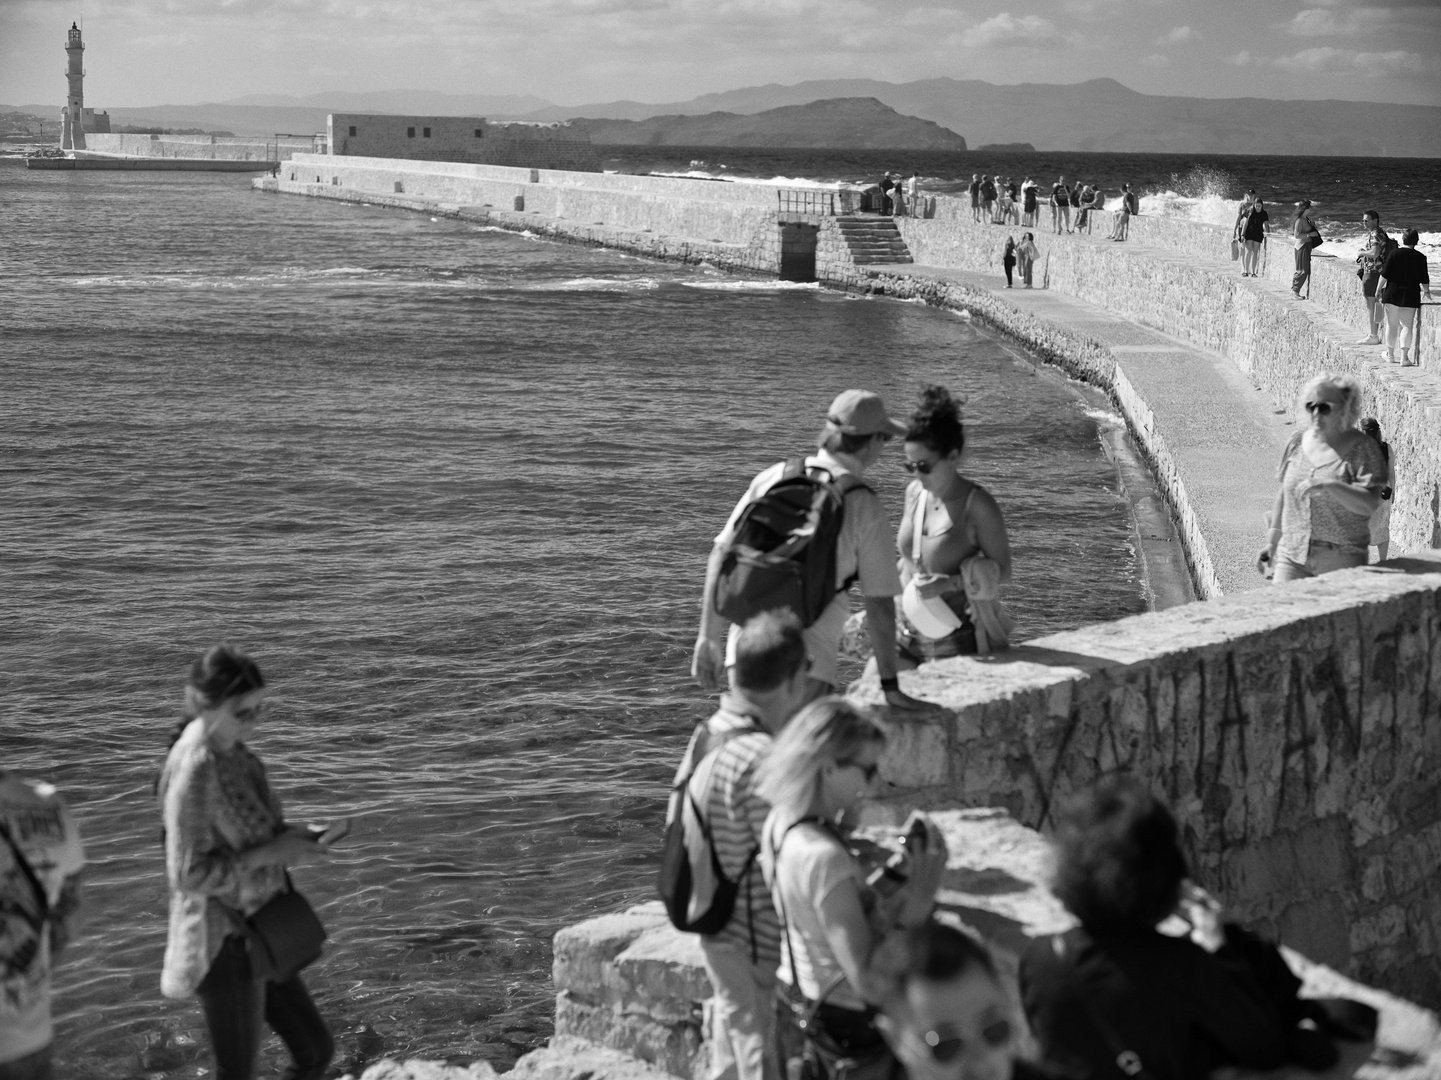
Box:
[1259,375,1385,583]
[758,698,946,1080]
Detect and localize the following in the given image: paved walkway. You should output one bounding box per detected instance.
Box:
[862,263,1301,596]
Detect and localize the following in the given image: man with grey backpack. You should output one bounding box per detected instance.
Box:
[690,389,927,711]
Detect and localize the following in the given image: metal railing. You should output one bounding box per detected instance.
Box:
[777,188,836,217]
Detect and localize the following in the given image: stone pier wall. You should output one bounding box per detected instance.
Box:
[852,556,1441,1003]
[896,203,1441,560]
[84,133,313,161]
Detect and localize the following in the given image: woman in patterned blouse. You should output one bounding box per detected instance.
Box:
[157,645,336,1080]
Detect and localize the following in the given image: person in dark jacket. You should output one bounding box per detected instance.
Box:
[1019,777,1331,1080]
[1002,237,1017,288]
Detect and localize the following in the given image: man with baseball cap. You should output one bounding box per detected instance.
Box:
[692,389,928,710]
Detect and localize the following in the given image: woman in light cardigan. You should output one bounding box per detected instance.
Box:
[158,645,335,1080]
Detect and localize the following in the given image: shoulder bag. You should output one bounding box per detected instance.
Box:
[224,871,327,983]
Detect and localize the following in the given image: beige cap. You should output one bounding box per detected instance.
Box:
[826,390,907,438]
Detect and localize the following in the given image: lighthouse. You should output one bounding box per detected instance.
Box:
[61,22,86,150]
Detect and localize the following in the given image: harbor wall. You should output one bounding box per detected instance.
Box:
[895,204,1441,563]
[84,132,313,161]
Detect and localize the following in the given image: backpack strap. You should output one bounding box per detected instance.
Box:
[0,819,51,931]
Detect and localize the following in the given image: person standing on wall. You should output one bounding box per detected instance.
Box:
[1291,200,1321,300]
[1354,211,1394,346]
[0,771,85,1080]
[1017,232,1040,288]
[969,175,982,223]
[692,390,929,712]
[1021,177,1038,228]
[1240,198,1270,278]
[1377,229,1432,366]
[980,175,997,225]
[877,174,894,217]
[672,612,812,1080]
[1052,177,1071,234]
[1109,184,1137,241]
[1001,236,1017,288]
[905,172,920,219]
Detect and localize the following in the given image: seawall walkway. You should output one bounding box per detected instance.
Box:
[856,262,1295,595]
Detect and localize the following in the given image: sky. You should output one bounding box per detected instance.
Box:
[1,0,1437,109]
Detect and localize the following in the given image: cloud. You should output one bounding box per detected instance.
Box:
[1283,5,1402,36]
[961,12,1064,48]
[1272,46,1430,75]
[1154,25,1199,45]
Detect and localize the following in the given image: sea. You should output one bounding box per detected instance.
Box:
[0,147,1433,1078]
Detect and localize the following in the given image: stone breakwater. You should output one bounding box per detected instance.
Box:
[83,132,313,161]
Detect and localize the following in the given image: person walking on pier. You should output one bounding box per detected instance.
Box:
[1001,236,1017,288]
[692,390,928,712]
[1378,229,1432,366]
[1239,198,1270,277]
[1259,374,1385,582]
[1290,200,1321,299]
[1359,418,1394,561]
[670,612,812,1080]
[1018,233,1039,288]
[1353,211,1393,344]
[0,769,85,1080]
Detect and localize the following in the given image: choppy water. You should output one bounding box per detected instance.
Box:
[0,159,1151,1077]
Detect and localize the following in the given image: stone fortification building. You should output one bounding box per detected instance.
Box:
[327,113,599,171]
[60,23,110,150]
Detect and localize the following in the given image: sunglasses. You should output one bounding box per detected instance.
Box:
[233,701,265,723]
[919,1019,1012,1063]
[1304,401,1334,416]
[902,459,940,475]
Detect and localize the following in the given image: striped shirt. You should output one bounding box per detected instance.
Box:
[672,700,782,968]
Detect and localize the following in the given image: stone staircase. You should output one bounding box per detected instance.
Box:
[835,215,913,265]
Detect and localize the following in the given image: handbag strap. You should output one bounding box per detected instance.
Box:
[1052,934,1158,1080]
[771,817,849,1022]
[0,819,51,928]
[910,485,926,568]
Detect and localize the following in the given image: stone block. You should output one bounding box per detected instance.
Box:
[1278,892,1351,971]
[509,1037,680,1080]
[612,926,711,1026]
[554,991,702,1079]
[553,906,669,997]
[348,1060,500,1080]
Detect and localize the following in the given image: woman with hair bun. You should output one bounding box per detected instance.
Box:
[1259,374,1386,583]
[157,645,340,1080]
[895,386,1012,661]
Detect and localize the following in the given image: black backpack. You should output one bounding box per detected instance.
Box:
[713,459,866,629]
[658,719,763,936]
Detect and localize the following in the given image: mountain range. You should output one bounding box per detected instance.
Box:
[7,76,1439,156]
[569,99,966,150]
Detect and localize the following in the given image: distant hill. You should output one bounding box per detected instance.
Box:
[516,78,1441,157]
[568,98,966,150]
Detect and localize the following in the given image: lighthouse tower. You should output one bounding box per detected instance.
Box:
[61,22,86,150]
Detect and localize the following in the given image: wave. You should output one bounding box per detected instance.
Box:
[646,169,840,190]
[679,279,821,292]
[526,276,662,292]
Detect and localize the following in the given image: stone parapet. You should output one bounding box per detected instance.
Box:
[84,133,312,161]
[852,556,1441,1003]
[503,810,1440,1080]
